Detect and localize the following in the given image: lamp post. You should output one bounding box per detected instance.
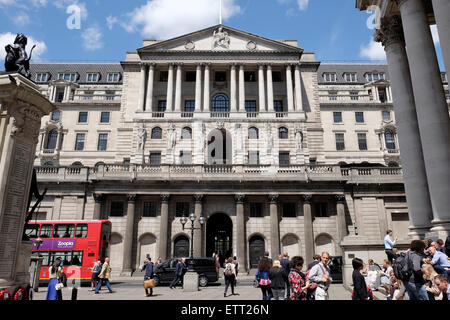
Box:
[180,212,205,259]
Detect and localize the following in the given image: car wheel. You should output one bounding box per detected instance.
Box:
[153,276,160,287]
[199,275,208,287]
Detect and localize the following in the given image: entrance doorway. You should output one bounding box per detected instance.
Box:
[173,235,189,258]
[206,213,232,267]
[249,235,265,269]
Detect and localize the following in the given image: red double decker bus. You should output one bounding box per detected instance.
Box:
[24,220,111,286]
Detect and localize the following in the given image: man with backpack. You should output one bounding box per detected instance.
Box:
[308,252,332,300]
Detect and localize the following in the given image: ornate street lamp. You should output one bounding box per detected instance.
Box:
[180,211,205,259]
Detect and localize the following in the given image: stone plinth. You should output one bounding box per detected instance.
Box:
[183,271,199,292]
[0,73,55,293]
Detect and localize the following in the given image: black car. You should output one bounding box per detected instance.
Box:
[153,257,219,287]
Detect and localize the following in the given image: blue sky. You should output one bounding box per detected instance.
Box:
[0,0,444,69]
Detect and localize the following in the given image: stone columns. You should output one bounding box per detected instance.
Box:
[193,194,203,257]
[159,194,170,261]
[398,0,450,235]
[235,194,246,272]
[203,63,211,112]
[267,65,274,112]
[285,64,294,112]
[335,195,347,243]
[93,193,104,220]
[432,0,450,79]
[258,64,266,112]
[302,195,314,264]
[145,63,155,112]
[174,63,183,112]
[195,64,203,112]
[294,64,303,111]
[121,194,137,275]
[375,15,433,237]
[239,64,246,112]
[268,194,280,259]
[137,64,147,112]
[230,64,237,112]
[166,64,175,112]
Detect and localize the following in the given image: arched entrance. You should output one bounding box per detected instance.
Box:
[206,213,232,267]
[249,235,265,269]
[315,234,336,256]
[173,235,189,258]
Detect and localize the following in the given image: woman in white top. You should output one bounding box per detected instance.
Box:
[223,257,237,297]
[46,258,63,300]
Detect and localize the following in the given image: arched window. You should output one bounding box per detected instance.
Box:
[151,127,162,139]
[71,162,83,167]
[278,127,289,139]
[181,127,192,140]
[212,93,230,112]
[46,129,58,150]
[385,130,396,150]
[248,127,259,140]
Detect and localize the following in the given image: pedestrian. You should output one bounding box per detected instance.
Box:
[46,257,63,300]
[143,257,154,297]
[422,263,442,300]
[351,258,371,300]
[384,229,398,264]
[232,256,239,278]
[170,258,186,289]
[434,240,445,254]
[263,251,273,266]
[445,236,450,256]
[155,257,162,267]
[89,259,101,291]
[288,256,310,300]
[223,257,237,297]
[433,274,450,301]
[280,252,290,299]
[95,257,115,294]
[388,270,407,300]
[308,252,332,300]
[424,244,450,279]
[403,240,428,300]
[380,259,393,291]
[269,260,289,300]
[307,254,321,270]
[255,257,272,300]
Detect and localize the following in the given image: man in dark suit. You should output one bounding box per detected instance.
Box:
[170,258,186,289]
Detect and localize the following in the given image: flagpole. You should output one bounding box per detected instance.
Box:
[219,0,222,25]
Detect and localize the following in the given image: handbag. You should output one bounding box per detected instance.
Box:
[55,282,64,291]
[259,278,271,286]
[144,279,155,289]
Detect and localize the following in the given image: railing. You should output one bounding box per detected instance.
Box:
[319,94,377,103]
[210,112,230,118]
[36,164,404,184]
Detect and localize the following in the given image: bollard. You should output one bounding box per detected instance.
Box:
[71,287,78,300]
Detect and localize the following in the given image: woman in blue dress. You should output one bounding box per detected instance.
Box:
[46,258,62,300]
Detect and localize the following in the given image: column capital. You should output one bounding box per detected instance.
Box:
[93,193,104,202]
[175,62,184,67]
[335,194,346,203]
[195,63,203,68]
[139,63,147,70]
[203,62,211,68]
[127,194,137,202]
[235,194,246,204]
[194,194,204,203]
[230,62,239,68]
[160,194,170,202]
[374,15,405,48]
[302,194,312,203]
[268,194,279,204]
[148,62,156,68]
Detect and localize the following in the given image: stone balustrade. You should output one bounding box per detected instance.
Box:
[35,164,404,184]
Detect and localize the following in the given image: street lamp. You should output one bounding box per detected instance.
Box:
[180,211,205,259]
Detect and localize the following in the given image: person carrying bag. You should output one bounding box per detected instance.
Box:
[143,257,155,297]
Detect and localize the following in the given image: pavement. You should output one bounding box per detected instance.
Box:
[33,275,352,300]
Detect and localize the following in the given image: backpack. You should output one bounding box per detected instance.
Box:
[305,268,318,290]
[224,263,233,277]
[392,252,412,281]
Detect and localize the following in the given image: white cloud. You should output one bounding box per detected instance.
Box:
[106,16,118,30]
[360,38,386,61]
[81,26,103,51]
[14,11,31,26]
[0,32,47,65]
[431,25,439,45]
[122,0,241,39]
[296,0,309,10]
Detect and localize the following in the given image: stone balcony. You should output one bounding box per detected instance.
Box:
[134,111,306,121]
[35,164,404,184]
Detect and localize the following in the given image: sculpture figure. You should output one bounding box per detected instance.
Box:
[4,33,36,79]
[137,125,147,151]
[168,124,177,150]
[213,27,230,49]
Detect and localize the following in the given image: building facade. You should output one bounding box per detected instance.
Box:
[30,25,449,282]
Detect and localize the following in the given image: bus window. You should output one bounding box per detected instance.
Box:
[40,224,53,238]
[101,222,111,241]
[24,224,39,238]
[52,251,71,266]
[71,252,83,266]
[54,224,75,238]
[75,224,88,238]
[40,252,51,266]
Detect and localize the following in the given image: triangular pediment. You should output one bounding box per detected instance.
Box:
[137,24,303,54]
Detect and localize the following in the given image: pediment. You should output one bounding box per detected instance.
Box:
[137,25,303,54]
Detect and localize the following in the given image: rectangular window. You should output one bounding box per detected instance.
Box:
[107,73,120,82]
[184,100,195,113]
[314,203,328,217]
[333,112,342,123]
[58,73,77,82]
[382,111,391,121]
[36,73,48,82]
[185,71,196,82]
[84,91,94,100]
[75,133,85,151]
[176,202,190,217]
[245,100,257,113]
[441,73,448,83]
[100,112,110,123]
[350,91,359,100]
[272,71,282,82]
[215,71,227,82]
[335,133,345,151]
[143,202,157,217]
[358,133,368,151]
[97,133,108,151]
[159,71,168,82]
[149,152,161,165]
[282,203,297,217]
[78,112,88,123]
[323,73,337,82]
[329,91,338,101]
[39,224,53,238]
[158,100,167,112]
[110,201,124,217]
[274,100,284,112]
[249,203,263,218]
[53,224,75,238]
[87,73,99,82]
[279,152,290,166]
[244,71,256,82]
[248,151,260,165]
[344,73,357,82]
[75,224,88,238]
[355,112,365,123]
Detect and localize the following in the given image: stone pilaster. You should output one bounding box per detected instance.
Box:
[258,64,266,112]
[137,64,147,112]
[302,194,314,264]
[239,64,246,112]
[203,63,211,112]
[235,194,246,272]
[193,194,204,257]
[159,194,170,261]
[268,194,280,259]
[195,63,203,112]
[121,194,137,275]
[266,64,274,112]
[285,64,294,112]
[166,64,175,112]
[93,193,104,220]
[230,63,237,112]
[294,64,303,111]
[174,63,183,112]
[145,63,155,112]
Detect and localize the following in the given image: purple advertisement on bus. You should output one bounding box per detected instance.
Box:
[32,239,76,250]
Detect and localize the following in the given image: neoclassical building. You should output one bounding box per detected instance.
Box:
[30,24,449,284]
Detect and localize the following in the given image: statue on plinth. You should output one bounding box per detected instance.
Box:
[4,33,36,79]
